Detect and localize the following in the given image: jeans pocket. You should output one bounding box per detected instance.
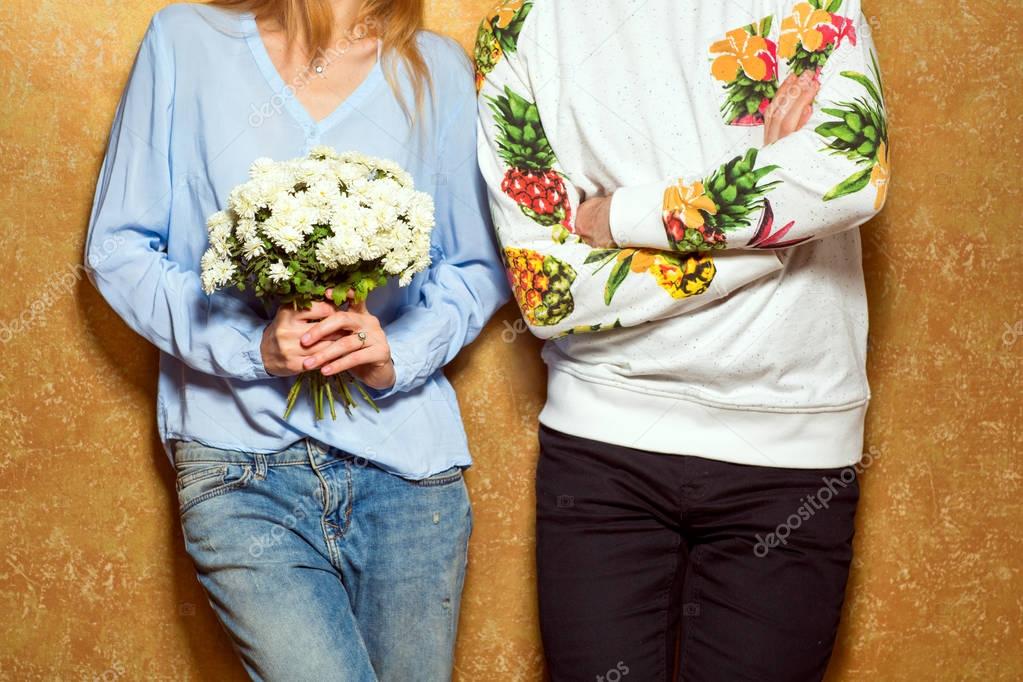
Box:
[409,465,465,488]
[174,455,253,516]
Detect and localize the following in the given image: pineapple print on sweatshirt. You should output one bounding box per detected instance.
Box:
[816,50,889,208]
[662,149,781,252]
[476,0,890,467]
[504,247,576,326]
[488,87,574,243]
[584,248,716,305]
[474,0,533,92]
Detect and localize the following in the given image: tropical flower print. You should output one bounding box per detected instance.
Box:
[474,0,533,92]
[710,17,779,126]
[663,181,718,238]
[662,149,781,252]
[779,1,857,75]
[816,50,889,205]
[870,141,890,210]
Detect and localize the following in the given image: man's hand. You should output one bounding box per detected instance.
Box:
[297,290,396,391]
[764,70,820,146]
[260,302,344,377]
[574,195,616,248]
[574,72,818,251]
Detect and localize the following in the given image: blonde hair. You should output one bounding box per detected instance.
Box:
[209,0,432,119]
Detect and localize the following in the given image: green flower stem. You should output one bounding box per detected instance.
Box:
[282,370,376,421]
[352,377,381,413]
[325,380,337,420]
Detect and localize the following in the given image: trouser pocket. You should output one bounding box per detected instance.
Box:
[172,442,254,516]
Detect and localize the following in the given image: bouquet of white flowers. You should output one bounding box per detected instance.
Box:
[200,146,435,420]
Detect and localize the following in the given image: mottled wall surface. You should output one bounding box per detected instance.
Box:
[1,0,1020,679]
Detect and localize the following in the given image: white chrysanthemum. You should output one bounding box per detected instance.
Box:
[241,237,265,261]
[248,157,276,179]
[308,178,342,206]
[199,249,237,294]
[263,219,305,254]
[408,194,436,232]
[315,232,365,268]
[268,260,292,283]
[236,216,259,243]
[207,148,435,302]
[309,145,339,160]
[206,211,233,251]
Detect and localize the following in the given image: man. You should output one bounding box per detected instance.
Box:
[475,1,889,680]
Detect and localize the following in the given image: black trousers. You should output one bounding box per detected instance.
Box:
[536,425,860,682]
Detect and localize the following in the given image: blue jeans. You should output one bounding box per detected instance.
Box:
[171,438,472,681]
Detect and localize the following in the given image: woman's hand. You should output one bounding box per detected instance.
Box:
[573,195,615,249]
[764,71,820,146]
[298,291,396,390]
[260,302,344,377]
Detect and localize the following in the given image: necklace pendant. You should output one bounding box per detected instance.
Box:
[314,64,325,75]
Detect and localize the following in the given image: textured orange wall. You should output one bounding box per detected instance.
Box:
[1,0,1021,679]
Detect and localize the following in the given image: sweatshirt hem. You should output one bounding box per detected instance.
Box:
[540,368,867,470]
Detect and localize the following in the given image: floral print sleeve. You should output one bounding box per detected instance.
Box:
[609,0,889,254]
[476,1,785,339]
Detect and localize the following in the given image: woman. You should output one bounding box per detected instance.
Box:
[84,1,506,679]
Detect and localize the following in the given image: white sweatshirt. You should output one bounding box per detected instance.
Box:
[475,0,890,468]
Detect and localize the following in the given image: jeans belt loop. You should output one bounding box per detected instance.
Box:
[305,438,326,460]
[253,453,268,479]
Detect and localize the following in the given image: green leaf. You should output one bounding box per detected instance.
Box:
[584,248,620,265]
[840,70,884,108]
[604,254,633,306]
[824,166,873,201]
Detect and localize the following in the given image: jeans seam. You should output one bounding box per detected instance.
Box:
[179,465,253,516]
[325,463,353,536]
[411,472,463,487]
[176,464,227,491]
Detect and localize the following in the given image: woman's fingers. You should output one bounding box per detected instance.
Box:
[301,311,363,346]
[303,334,365,370]
[294,301,338,321]
[322,346,388,377]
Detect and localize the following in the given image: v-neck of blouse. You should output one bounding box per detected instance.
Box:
[240,12,385,138]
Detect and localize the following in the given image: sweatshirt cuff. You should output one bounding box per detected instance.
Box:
[609,181,672,250]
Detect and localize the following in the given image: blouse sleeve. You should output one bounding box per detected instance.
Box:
[84,13,272,381]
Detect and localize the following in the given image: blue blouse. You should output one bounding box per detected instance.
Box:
[84,3,508,479]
